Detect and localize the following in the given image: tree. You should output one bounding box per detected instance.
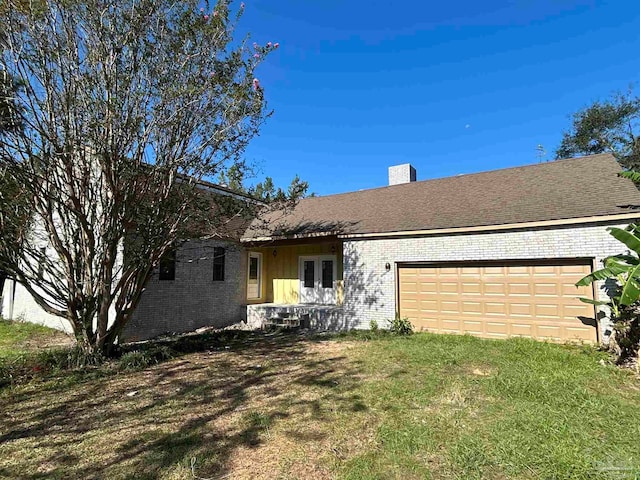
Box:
[217,164,310,203]
[0,70,23,133]
[556,90,640,169]
[0,0,284,355]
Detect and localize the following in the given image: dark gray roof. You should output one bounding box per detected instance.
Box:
[242,153,640,240]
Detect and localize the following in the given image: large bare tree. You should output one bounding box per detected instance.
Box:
[0,0,281,355]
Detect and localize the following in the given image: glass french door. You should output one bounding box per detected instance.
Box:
[299,255,337,304]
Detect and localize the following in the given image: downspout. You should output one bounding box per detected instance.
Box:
[8,279,15,320]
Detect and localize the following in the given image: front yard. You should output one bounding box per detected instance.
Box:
[0,319,72,359]
[1,327,639,479]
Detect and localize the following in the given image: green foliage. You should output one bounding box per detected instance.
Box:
[576,223,640,365]
[117,345,175,371]
[389,316,413,335]
[556,89,640,169]
[369,319,379,333]
[0,345,104,387]
[249,174,310,203]
[0,318,59,358]
[619,170,640,184]
[0,70,23,133]
[341,334,638,479]
[577,225,640,307]
[0,0,284,355]
[216,161,310,202]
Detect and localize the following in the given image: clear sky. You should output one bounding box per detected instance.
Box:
[237,0,640,196]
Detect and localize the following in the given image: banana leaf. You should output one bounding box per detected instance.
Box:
[608,227,640,255]
[578,297,612,306]
[576,267,624,286]
[619,263,640,305]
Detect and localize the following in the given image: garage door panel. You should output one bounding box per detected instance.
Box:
[398,260,596,343]
[511,323,534,337]
[509,303,532,317]
[461,282,482,294]
[484,283,507,295]
[462,320,483,334]
[508,283,531,296]
[462,301,482,314]
[485,302,508,315]
[535,303,560,318]
[418,282,438,293]
[534,283,560,296]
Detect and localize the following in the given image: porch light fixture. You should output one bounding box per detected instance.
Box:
[272,249,277,257]
[331,245,336,254]
[385,262,391,272]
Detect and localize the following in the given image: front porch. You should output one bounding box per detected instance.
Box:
[246,303,344,330]
[244,237,346,330]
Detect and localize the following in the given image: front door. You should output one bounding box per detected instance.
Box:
[299,255,337,304]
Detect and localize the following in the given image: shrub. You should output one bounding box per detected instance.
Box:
[389,316,413,335]
[36,345,105,371]
[369,319,379,333]
[117,345,175,371]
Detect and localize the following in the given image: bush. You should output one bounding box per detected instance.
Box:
[37,345,105,371]
[117,345,175,371]
[369,320,379,333]
[389,316,413,335]
[0,345,105,388]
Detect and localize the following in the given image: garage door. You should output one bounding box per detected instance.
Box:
[398,260,597,343]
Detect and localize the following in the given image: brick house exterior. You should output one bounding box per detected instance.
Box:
[341,222,630,339]
[5,153,640,344]
[121,239,248,341]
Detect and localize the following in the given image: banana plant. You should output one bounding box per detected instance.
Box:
[576,224,640,314]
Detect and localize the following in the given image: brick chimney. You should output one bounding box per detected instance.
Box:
[388,164,417,185]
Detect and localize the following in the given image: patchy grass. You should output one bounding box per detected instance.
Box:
[0,332,639,479]
[0,318,71,359]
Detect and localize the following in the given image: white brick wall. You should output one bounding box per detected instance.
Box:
[342,222,632,340]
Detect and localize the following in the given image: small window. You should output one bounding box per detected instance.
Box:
[247,252,262,299]
[159,248,176,281]
[213,247,225,281]
[322,260,334,288]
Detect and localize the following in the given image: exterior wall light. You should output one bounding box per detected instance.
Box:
[385,262,391,272]
[272,249,277,257]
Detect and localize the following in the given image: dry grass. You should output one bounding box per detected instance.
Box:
[0,334,371,480]
[1,331,640,479]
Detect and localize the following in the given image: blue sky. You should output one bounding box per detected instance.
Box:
[237,0,640,196]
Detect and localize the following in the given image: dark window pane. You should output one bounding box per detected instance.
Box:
[304,260,315,288]
[213,247,225,281]
[322,260,333,288]
[159,248,176,281]
[249,256,259,280]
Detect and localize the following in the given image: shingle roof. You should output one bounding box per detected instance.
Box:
[242,153,640,241]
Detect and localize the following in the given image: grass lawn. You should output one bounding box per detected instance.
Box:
[0,318,71,359]
[1,331,639,479]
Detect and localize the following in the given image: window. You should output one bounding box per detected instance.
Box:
[247,252,262,299]
[213,247,225,281]
[322,260,334,288]
[303,260,315,288]
[299,255,338,305]
[159,248,176,280]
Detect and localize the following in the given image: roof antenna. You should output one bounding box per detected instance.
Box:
[536,144,548,163]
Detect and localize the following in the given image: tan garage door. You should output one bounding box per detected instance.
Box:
[398,260,597,343]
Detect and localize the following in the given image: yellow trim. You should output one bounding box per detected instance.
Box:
[337,213,640,239]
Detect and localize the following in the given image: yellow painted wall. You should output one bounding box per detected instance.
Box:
[247,241,343,305]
